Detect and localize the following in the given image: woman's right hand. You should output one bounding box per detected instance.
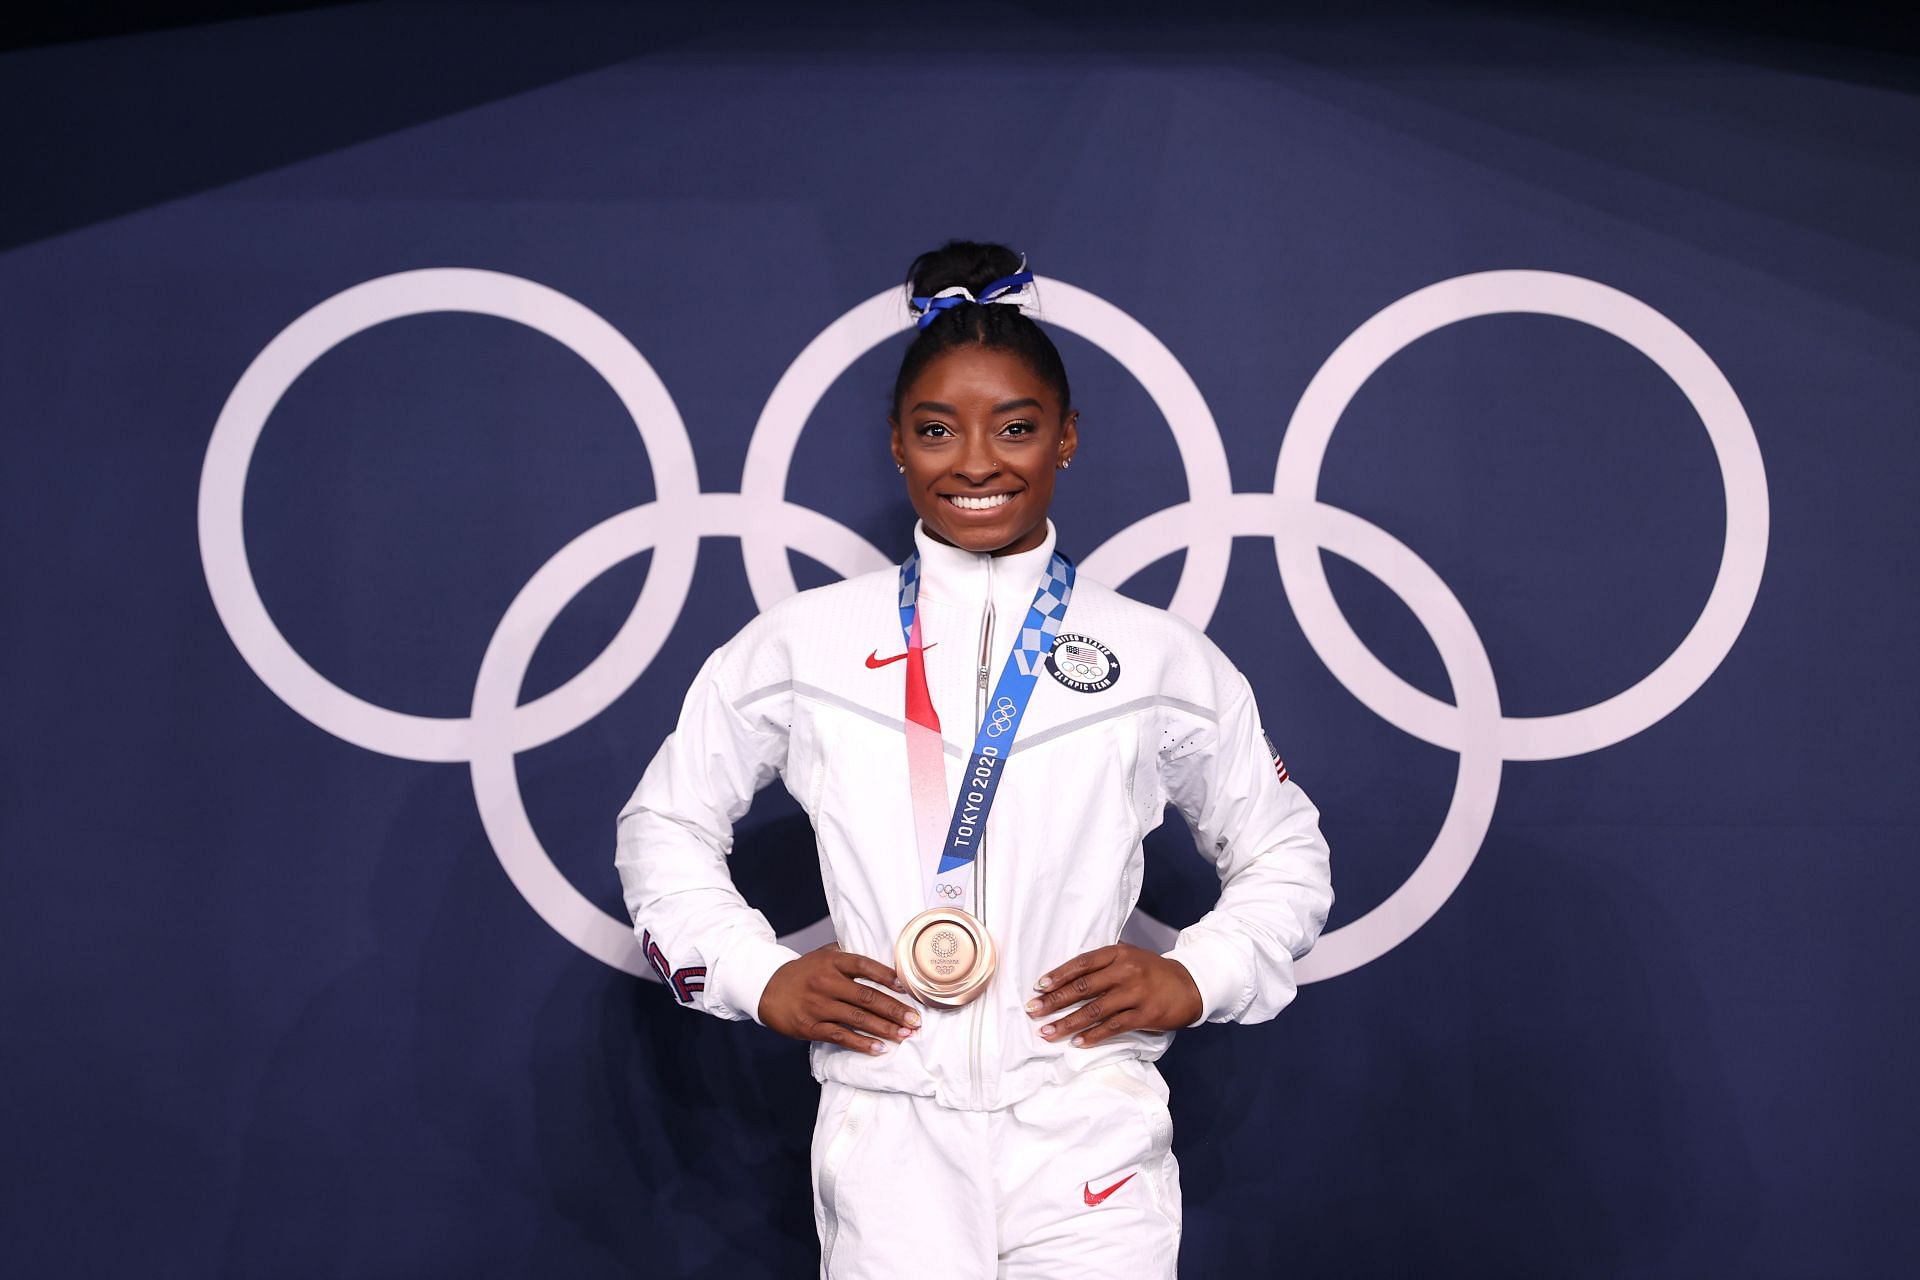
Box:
[757,942,923,1054]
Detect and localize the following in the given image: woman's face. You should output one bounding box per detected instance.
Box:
[889,345,1078,556]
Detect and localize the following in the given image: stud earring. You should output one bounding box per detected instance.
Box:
[1058,457,1072,470]
[896,463,905,473]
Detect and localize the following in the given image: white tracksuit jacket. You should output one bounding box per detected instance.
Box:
[615,519,1332,1112]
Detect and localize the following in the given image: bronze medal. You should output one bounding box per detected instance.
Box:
[894,907,997,1007]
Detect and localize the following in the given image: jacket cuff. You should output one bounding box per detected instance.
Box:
[709,935,805,1025]
[1163,930,1250,1027]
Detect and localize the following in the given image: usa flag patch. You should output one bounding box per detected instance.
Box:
[1262,731,1290,784]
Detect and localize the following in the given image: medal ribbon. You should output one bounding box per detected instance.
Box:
[897,549,1075,914]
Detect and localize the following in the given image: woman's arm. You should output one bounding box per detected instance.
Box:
[614,637,804,1024]
[614,623,924,1052]
[1157,658,1334,1027]
[1025,636,1334,1047]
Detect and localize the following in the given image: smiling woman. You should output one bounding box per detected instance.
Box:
[615,239,1333,1278]
[890,345,1077,555]
[886,244,1079,558]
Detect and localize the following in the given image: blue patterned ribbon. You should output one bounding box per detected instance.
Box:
[896,549,1074,882]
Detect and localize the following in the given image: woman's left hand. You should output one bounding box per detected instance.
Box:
[1025,943,1204,1047]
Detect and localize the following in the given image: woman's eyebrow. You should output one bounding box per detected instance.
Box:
[908,398,1042,415]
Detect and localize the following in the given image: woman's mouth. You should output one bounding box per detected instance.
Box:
[942,492,1018,511]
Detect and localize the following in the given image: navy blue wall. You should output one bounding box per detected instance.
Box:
[3,4,1916,1274]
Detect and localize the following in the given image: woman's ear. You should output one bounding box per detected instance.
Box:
[1059,409,1079,466]
[888,416,906,471]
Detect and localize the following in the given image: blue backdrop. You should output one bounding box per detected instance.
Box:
[3,4,1917,1275]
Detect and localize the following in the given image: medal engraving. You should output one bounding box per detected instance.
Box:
[915,922,973,977]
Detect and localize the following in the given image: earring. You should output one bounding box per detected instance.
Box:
[1058,457,1072,470]
[896,463,905,473]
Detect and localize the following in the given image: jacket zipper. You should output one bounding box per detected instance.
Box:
[968,553,995,1109]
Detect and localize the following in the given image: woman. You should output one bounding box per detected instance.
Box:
[615,240,1332,1278]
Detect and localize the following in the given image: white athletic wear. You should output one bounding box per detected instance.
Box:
[811,1059,1181,1279]
[615,518,1333,1111]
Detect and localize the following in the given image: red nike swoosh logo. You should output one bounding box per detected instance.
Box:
[866,643,937,668]
[1083,1173,1136,1206]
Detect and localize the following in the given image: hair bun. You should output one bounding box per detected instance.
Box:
[904,240,1027,300]
[891,238,1071,416]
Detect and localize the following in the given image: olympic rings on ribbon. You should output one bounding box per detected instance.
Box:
[985,696,1019,737]
[198,267,1767,983]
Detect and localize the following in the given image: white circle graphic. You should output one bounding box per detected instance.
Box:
[1272,270,1769,763]
[197,268,703,762]
[199,267,1767,983]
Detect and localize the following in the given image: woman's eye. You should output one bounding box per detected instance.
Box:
[917,423,952,437]
[1001,420,1034,436]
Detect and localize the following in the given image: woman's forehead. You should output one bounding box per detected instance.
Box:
[902,346,1056,407]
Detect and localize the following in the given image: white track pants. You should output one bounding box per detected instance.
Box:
[810,1059,1183,1279]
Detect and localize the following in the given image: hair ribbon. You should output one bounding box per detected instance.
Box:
[908,268,1036,330]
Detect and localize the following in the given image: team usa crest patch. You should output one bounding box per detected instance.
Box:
[1047,634,1120,693]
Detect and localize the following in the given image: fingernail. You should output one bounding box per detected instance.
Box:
[871,1040,891,1054]
[894,982,908,993]
[905,1011,922,1027]
[1071,1035,1085,1048]
[895,1025,912,1038]
[1025,998,1042,1013]
[1040,1025,1056,1038]
[1036,977,1052,990]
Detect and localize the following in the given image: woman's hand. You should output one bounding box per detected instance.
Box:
[1025,944,1204,1047]
[758,943,923,1055]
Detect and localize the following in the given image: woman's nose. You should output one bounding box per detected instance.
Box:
[954,431,999,482]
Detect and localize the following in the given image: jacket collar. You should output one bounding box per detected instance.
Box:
[910,518,1059,618]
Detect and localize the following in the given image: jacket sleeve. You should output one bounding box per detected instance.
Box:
[613,625,804,1025]
[1158,646,1334,1027]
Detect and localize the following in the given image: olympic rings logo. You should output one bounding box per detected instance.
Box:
[985,696,1019,737]
[197,267,1767,985]
[936,884,964,901]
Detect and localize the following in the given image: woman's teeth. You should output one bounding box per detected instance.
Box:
[945,493,1015,511]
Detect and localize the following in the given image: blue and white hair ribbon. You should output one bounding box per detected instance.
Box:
[908,266,1037,330]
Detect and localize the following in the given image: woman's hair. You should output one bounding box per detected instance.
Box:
[892,240,1073,416]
